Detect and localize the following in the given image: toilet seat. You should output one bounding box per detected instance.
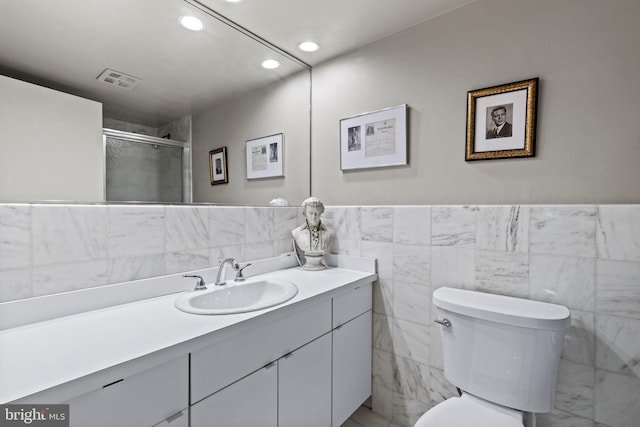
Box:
[415,393,524,427]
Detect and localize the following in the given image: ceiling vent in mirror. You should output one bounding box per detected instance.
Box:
[96,69,142,90]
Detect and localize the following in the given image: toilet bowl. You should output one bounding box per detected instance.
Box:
[415,393,523,427]
[414,287,570,427]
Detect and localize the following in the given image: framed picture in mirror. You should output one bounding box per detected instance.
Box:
[246,133,284,179]
[465,78,538,161]
[209,147,228,185]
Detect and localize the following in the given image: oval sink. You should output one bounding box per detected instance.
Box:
[174,279,298,315]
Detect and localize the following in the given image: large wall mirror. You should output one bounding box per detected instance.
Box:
[0,0,311,206]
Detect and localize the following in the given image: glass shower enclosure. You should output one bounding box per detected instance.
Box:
[104,129,191,203]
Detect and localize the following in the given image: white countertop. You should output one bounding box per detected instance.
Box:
[0,265,376,403]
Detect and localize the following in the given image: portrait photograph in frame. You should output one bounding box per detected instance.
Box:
[465,78,538,161]
[245,133,284,179]
[340,104,407,170]
[209,147,228,185]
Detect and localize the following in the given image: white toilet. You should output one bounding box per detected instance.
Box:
[415,287,571,427]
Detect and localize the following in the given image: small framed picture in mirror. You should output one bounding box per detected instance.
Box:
[209,147,228,185]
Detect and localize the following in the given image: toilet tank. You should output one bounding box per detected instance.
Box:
[433,287,570,413]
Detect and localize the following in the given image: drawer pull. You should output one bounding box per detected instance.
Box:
[283,351,294,359]
[166,411,184,423]
[102,378,124,389]
[264,361,276,369]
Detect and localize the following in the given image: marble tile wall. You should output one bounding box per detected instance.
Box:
[1,203,638,427]
[0,204,299,301]
[322,204,640,427]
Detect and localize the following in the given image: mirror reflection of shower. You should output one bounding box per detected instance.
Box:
[104,129,191,203]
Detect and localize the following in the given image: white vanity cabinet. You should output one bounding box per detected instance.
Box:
[190,363,278,427]
[189,299,332,404]
[191,333,332,427]
[189,282,372,427]
[2,265,377,427]
[278,333,332,427]
[189,299,332,427]
[331,283,373,427]
[64,356,189,427]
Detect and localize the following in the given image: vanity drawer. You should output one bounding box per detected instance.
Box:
[190,298,332,403]
[332,282,372,328]
[65,356,188,427]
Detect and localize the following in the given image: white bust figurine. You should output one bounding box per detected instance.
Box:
[292,197,337,256]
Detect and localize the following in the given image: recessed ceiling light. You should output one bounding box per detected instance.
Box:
[261,59,280,69]
[224,0,244,3]
[298,41,319,52]
[180,15,204,31]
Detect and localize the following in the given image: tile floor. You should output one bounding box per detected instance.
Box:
[341,406,402,427]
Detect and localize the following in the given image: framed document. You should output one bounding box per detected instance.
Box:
[246,133,284,179]
[340,104,407,170]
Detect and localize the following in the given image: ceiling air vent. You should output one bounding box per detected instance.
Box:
[96,68,141,90]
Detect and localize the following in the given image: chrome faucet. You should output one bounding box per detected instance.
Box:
[215,258,238,286]
[183,274,207,291]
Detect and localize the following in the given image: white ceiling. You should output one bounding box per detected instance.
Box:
[200,0,474,66]
[0,0,473,127]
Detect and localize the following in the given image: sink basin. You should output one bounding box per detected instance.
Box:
[174,278,298,315]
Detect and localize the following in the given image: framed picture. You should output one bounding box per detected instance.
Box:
[246,133,284,179]
[465,78,539,161]
[209,147,228,185]
[340,104,407,170]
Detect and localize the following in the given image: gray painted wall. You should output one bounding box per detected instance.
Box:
[0,75,104,202]
[311,0,640,205]
[191,71,310,206]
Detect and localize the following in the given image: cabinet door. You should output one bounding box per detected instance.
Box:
[278,333,332,427]
[190,363,278,427]
[65,356,188,427]
[332,311,372,427]
[191,299,331,404]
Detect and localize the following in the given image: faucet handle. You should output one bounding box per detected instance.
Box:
[184,274,207,291]
[234,263,252,282]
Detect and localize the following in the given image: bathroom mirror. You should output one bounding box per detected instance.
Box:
[0,0,311,206]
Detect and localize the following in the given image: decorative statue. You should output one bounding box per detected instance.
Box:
[292,197,337,270]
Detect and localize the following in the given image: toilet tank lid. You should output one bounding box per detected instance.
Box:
[433,287,570,330]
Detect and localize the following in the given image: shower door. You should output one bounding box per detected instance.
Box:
[104,130,189,203]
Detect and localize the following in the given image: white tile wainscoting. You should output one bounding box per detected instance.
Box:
[322,204,640,427]
[1,203,639,427]
[0,204,299,300]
